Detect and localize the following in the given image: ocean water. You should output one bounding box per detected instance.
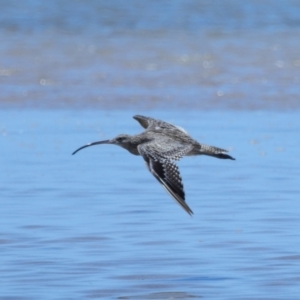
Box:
[1,0,300,110]
[1,110,300,299]
[1,1,300,299]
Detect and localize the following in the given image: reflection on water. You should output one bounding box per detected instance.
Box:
[1,110,300,299]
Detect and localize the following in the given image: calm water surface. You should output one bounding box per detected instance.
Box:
[1,110,300,299]
[1,1,300,110]
[1,1,300,299]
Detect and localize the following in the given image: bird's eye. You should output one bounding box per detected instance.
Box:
[116,136,125,142]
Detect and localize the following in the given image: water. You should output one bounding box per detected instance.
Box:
[1,1,300,110]
[1,1,300,299]
[1,110,299,299]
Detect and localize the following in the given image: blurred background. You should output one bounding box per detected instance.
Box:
[1,1,300,299]
[1,0,300,110]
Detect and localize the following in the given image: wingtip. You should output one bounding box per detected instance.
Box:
[133,115,150,129]
[181,201,194,216]
[187,210,194,217]
[133,114,143,120]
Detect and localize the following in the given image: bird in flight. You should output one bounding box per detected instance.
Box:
[72,115,235,215]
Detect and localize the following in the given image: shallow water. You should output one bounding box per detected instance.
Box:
[1,1,300,299]
[1,110,300,299]
[1,1,300,111]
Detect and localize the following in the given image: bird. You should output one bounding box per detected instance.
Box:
[72,115,235,216]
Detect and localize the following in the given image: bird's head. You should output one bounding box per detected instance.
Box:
[110,134,132,145]
[72,134,136,155]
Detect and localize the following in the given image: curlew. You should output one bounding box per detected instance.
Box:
[72,115,235,215]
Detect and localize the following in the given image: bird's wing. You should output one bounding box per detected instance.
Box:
[133,115,188,134]
[133,115,154,129]
[133,115,167,129]
[139,136,193,161]
[138,141,193,215]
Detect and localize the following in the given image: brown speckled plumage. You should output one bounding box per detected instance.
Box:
[73,115,235,216]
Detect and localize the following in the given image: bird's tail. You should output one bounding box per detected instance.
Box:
[198,144,235,160]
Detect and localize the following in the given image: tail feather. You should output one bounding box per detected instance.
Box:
[210,153,235,160]
[200,144,235,160]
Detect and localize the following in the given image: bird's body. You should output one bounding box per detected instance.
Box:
[73,115,235,215]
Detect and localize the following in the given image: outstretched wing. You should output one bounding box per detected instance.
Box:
[133,115,188,134]
[138,141,193,215]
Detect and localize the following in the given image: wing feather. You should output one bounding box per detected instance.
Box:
[133,115,188,134]
[138,142,193,215]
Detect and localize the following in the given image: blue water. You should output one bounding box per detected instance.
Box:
[1,1,300,299]
[1,0,300,33]
[1,110,300,299]
[1,1,300,110]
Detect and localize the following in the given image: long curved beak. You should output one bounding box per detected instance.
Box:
[72,140,111,155]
